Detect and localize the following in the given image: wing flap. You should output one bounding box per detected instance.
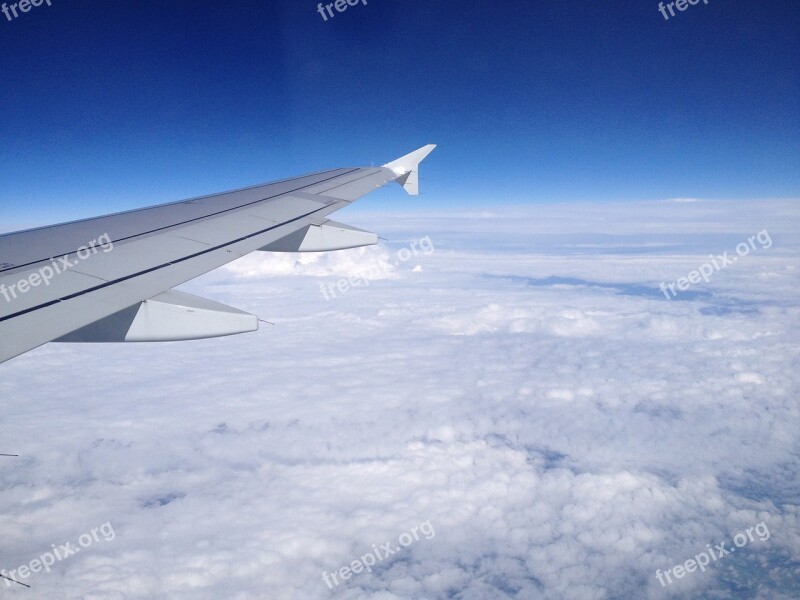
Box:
[57,290,258,343]
[259,220,377,253]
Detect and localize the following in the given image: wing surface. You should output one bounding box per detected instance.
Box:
[0,145,436,364]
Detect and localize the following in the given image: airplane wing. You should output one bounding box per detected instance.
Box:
[0,144,436,364]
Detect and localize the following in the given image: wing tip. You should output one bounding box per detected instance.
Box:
[383,144,437,196]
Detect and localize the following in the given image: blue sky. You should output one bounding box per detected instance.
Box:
[0,0,797,225]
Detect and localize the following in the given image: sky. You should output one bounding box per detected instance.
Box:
[1,1,800,599]
[0,0,798,229]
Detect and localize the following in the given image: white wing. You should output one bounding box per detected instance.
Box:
[0,145,436,364]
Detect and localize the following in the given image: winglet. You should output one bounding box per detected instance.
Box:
[383,144,436,196]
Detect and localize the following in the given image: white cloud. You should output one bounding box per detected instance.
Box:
[224,244,398,280]
[0,200,798,599]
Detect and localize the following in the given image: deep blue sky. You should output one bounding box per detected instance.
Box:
[0,0,797,227]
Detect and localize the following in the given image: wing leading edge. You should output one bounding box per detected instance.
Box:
[0,145,436,364]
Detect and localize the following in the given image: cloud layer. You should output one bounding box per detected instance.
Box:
[0,200,798,599]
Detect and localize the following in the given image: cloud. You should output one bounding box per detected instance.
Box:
[223,244,399,280]
[0,200,798,599]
